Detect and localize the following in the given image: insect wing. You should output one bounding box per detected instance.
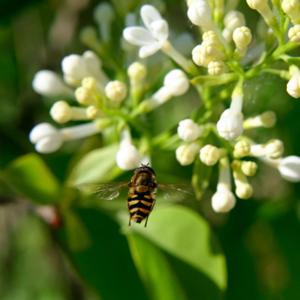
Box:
[157,183,193,202]
[78,182,128,200]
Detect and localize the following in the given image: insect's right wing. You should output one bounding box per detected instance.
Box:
[77,182,128,201]
[157,183,194,202]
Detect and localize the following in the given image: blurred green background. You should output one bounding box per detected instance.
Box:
[1,0,300,299]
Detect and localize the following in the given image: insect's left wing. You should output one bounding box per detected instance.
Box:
[77,182,128,200]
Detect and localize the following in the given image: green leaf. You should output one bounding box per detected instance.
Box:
[131,204,227,292]
[68,144,120,186]
[58,208,149,300]
[3,153,60,203]
[192,159,212,200]
[127,233,187,300]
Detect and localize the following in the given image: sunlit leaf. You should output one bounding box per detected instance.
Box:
[68,144,120,186]
[4,153,60,203]
[130,204,227,292]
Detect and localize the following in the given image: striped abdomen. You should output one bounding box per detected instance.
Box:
[127,191,155,224]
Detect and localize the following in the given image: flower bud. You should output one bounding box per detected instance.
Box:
[288,25,300,43]
[75,86,96,105]
[287,69,300,98]
[50,101,72,124]
[208,61,227,75]
[265,139,284,159]
[234,140,251,157]
[29,123,63,153]
[32,70,72,98]
[235,183,253,199]
[217,108,244,141]
[176,143,200,166]
[187,0,214,31]
[212,186,236,213]
[105,80,127,104]
[199,144,221,166]
[177,119,202,142]
[233,26,252,49]
[241,161,257,176]
[224,11,245,30]
[116,142,141,170]
[281,0,300,24]
[163,69,189,96]
[127,62,147,82]
[246,0,269,11]
[243,111,276,129]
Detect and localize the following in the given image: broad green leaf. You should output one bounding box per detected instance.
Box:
[127,233,187,300]
[4,153,60,203]
[131,204,227,291]
[58,208,149,300]
[68,144,119,186]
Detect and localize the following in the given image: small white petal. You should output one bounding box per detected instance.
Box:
[139,43,161,58]
[278,156,300,182]
[149,19,169,42]
[140,4,162,30]
[123,27,156,46]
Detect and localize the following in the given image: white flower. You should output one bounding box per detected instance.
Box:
[62,51,106,86]
[123,5,169,58]
[281,0,300,25]
[177,119,202,142]
[192,35,225,67]
[287,68,300,98]
[249,139,284,159]
[232,26,252,50]
[50,101,90,124]
[187,0,214,31]
[240,161,257,177]
[243,111,276,129]
[163,69,189,96]
[212,186,236,213]
[207,61,227,75]
[288,25,300,43]
[212,158,236,213]
[127,62,147,82]
[217,108,244,140]
[176,143,199,166]
[140,69,189,111]
[278,156,300,182]
[199,145,222,166]
[116,141,142,170]
[29,123,63,153]
[232,161,253,199]
[32,70,72,98]
[233,140,251,158]
[30,122,103,153]
[246,0,275,27]
[105,80,127,104]
[222,10,245,42]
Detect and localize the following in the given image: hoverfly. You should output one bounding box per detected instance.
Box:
[84,164,191,227]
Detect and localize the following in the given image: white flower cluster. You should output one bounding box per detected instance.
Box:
[29,1,300,215]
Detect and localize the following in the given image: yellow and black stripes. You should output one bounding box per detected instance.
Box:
[127,191,155,224]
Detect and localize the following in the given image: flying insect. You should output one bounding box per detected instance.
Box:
[88,164,191,226]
